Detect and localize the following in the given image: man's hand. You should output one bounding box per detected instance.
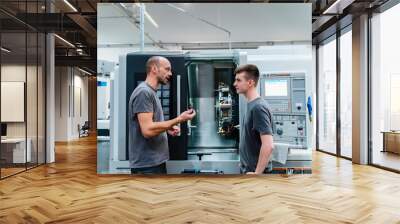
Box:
[167,125,180,136]
[178,109,196,122]
[253,135,274,174]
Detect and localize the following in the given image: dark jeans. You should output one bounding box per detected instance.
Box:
[131,162,167,174]
[240,162,273,174]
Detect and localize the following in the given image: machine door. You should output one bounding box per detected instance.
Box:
[185,61,239,161]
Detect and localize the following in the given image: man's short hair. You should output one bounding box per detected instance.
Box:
[234,64,260,86]
[146,56,162,74]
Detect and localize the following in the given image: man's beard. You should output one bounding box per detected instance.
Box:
[157,75,169,85]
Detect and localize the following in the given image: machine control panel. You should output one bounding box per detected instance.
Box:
[273,114,307,146]
[139,80,171,120]
[267,100,290,113]
[157,84,171,120]
[261,73,307,148]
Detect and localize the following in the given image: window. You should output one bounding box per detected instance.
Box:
[339,28,352,158]
[318,36,337,154]
[371,3,400,171]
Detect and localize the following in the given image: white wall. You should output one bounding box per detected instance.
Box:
[73,74,89,138]
[1,63,46,164]
[55,67,89,141]
[1,65,26,134]
[1,65,38,138]
[55,66,68,141]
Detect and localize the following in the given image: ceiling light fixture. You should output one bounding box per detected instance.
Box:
[166,3,232,50]
[54,34,75,48]
[166,3,186,13]
[134,3,158,28]
[144,10,159,28]
[78,67,93,76]
[63,0,78,12]
[322,0,354,14]
[1,47,11,53]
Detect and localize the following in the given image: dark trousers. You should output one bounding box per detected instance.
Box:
[131,162,167,174]
[240,162,273,174]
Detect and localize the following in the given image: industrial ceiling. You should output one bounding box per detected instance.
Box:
[0,0,391,73]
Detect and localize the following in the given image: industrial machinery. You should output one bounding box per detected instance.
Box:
[259,73,311,173]
[185,60,239,163]
[97,60,115,138]
[104,49,312,174]
[261,74,307,147]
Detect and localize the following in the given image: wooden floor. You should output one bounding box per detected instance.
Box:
[372,150,400,171]
[1,136,400,223]
[0,167,26,178]
[1,164,45,178]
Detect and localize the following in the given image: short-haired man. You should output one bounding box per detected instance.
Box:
[128,56,196,174]
[233,64,275,174]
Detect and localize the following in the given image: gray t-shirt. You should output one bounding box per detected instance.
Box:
[239,97,274,173]
[128,82,169,168]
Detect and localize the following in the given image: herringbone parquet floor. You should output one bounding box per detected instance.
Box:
[1,136,400,223]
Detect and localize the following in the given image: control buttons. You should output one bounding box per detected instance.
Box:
[296,103,302,111]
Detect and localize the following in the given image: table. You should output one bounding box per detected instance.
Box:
[1,138,31,163]
[382,131,400,154]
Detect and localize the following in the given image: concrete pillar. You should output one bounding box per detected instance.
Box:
[46,32,55,163]
[46,0,55,163]
[352,14,369,164]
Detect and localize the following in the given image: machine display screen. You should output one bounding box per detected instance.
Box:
[265,79,288,97]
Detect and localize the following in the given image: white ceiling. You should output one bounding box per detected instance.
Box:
[98,3,311,46]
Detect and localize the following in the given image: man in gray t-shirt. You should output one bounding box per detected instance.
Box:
[239,98,275,173]
[233,64,275,174]
[128,56,196,174]
[129,82,169,169]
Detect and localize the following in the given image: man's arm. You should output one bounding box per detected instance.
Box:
[247,104,274,175]
[137,113,180,138]
[252,134,274,174]
[137,109,195,138]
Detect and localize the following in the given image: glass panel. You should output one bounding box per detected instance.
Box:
[186,62,239,161]
[27,31,38,169]
[26,0,39,169]
[340,29,352,158]
[318,37,337,154]
[371,4,400,171]
[1,23,28,177]
[0,1,46,178]
[38,32,45,165]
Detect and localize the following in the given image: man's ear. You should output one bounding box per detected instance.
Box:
[151,65,158,74]
[248,79,255,87]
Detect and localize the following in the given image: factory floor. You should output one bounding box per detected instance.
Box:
[1,136,400,223]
